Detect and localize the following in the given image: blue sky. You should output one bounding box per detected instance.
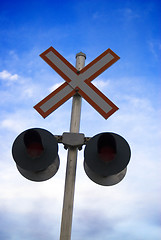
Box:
[0,0,161,239]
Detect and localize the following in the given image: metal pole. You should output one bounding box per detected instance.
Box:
[59,52,86,240]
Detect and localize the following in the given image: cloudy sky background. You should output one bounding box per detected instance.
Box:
[0,0,161,239]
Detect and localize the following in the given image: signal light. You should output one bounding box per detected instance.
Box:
[12,128,60,182]
[84,132,131,186]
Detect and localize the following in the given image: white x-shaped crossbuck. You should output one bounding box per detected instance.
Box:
[34,47,120,119]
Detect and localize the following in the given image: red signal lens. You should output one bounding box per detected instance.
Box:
[26,142,44,158]
[24,129,44,158]
[98,146,116,162]
[97,133,117,163]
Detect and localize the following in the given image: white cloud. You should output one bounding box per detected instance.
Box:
[92,79,109,90]
[148,40,161,59]
[48,82,64,92]
[0,70,19,82]
[119,7,140,20]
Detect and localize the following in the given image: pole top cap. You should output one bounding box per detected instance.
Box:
[76,52,86,59]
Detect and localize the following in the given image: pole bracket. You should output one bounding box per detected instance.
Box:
[54,134,91,149]
[62,132,85,150]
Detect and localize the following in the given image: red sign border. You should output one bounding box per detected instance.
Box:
[35,47,120,119]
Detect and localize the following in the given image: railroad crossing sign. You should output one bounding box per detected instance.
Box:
[34,47,120,119]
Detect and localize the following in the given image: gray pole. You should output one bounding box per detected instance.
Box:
[59,52,86,240]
